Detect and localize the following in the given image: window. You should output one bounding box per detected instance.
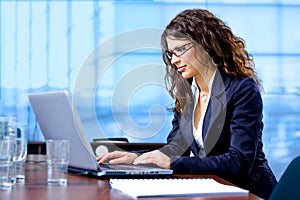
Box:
[1,0,300,149]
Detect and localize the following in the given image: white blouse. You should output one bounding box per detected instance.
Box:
[191,70,216,157]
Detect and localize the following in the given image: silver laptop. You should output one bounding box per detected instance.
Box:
[28,90,173,178]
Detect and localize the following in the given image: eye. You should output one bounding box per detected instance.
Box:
[174,46,187,54]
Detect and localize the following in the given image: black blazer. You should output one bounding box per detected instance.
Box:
[159,70,277,199]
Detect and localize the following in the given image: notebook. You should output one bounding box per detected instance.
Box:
[110,178,249,198]
[28,90,173,178]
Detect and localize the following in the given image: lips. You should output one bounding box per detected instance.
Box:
[177,65,186,73]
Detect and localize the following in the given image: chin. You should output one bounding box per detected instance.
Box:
[181,73,192,79]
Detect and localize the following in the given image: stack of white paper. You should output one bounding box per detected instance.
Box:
[110,178,248,198]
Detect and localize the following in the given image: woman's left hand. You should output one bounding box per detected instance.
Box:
[133,150,170,169]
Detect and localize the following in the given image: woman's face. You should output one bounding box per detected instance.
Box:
[166,37,203,79]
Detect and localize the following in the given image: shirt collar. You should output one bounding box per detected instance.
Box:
[191,69,216,95]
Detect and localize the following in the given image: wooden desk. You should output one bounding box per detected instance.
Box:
[0,155,257,200]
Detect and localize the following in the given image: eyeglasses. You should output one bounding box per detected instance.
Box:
[165,42,195,60]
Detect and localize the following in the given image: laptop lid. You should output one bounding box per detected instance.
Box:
[28,90,100,171]
[28,90,173,177]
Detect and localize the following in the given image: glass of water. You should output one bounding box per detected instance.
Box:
[0,139,15,190]
[46,139,70,185]
[14,125,27,181]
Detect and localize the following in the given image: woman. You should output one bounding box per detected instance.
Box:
[97,9,277,199]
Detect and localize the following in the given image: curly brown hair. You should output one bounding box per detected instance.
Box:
[161,9,262,113]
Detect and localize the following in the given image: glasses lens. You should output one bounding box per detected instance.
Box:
[165,43,194,60]
[166,51,172,59]
[177,43,193,56]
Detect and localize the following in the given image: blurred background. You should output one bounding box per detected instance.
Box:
[1,0,300,180]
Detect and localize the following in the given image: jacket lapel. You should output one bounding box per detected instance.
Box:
[203,70,231,155]
[179,70,232,156]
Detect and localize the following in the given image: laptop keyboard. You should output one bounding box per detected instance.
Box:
[100,163,156,170]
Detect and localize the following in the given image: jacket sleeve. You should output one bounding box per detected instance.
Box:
[169,78,263,179]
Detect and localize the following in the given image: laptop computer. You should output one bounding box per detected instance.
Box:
[28,90,173,178]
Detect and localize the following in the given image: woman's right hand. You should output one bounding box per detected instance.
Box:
[96,151,138,165]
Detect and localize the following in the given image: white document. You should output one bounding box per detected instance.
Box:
[110,178,248,198]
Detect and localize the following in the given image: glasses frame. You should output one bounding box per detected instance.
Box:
[165,42,195,60]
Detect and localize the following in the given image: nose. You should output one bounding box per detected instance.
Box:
[170,54,180,64]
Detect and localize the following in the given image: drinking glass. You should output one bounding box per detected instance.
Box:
[0,139,14,190]
[1,116,17,185]
[6,118,27,183]
[46,139,70,185]
[14,124,27,181]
